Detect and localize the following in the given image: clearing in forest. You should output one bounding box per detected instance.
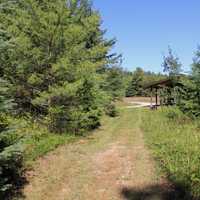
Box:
[22,108,173,200]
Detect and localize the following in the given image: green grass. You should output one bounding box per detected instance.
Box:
[141,107,200,199]
[22,107,159,200]
[5,104,130,167]
[24,133,76,166]
[5,116,77,167]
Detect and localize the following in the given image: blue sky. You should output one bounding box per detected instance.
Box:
[93,0,200,73]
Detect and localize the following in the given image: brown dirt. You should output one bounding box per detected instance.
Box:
[124,97,159,103]
[22,109,172,200]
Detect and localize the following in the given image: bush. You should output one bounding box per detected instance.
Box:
[0,114,9,136]
[0,114,77,198]
[80,108,101,131]
[47,106,71,134]
[165,107,185,119]
[0,144,24,199]
[0,115,24,198]
[47,105,102,135]
[105,103,118,117]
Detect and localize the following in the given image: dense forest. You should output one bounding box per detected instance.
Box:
[1,0,200,199]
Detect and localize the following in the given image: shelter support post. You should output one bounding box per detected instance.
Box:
[150,87,153,108]
[155,87,158,108]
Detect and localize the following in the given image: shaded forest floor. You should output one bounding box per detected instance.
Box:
[21,108,174,200]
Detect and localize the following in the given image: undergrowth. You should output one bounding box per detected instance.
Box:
[0,115,77,198]
[141,107,200,199]
[6,116,77,166]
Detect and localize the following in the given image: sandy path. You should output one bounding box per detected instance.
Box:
[124,97,157,108]
[22,109,172,200]
[126,101,153,108]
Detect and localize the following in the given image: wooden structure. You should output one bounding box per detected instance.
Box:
[143,78,175,108]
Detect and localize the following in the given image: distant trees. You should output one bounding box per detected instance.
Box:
[103,66,126,100]
[125,68,166,97]
[124,46,200,117]
[126,68,144,97]
[126,47,184,99]
[162,47,182,76]
[178,46,200,117]
[186,49,200,116]
[160,47,182,105]
[192,46,200,93]
[160,46,200,116]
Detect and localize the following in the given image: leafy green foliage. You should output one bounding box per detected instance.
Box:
[174,76,199,117]
[126,68,144,97]
[0,0,123,197]
[0,143,24,199]
[126,67,166,97]
[102,67,126,100]
[0,0,119,134]
[105,103,119,117]
[0,79,14,113]
[0,79,23,198]
[0,113,78,197]
[175,47,200,117]
[159,47,183,106]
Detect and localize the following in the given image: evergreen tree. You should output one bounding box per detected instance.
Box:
[162,47,182,76]
[185,46,200,116]
[0,79,14,113]
[103,67,126,100]
[0,78,23,199]
[126,68,144,97]
[0,0,118,133]
[161,47,182,105]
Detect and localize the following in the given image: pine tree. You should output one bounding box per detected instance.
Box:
[103,67,125,100]
[161,47,182,105]
[162,47,182,76]
[0,79,14,113]
[0,0,117,133]
[126,68,144,97]
[186,46,200,116]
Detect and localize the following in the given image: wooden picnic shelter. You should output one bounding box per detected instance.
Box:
[143,78,176,108]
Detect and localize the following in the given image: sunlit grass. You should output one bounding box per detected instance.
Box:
[141,107,200,198]
[6,116,77,167]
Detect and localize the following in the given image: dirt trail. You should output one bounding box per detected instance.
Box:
[22,109,172,200]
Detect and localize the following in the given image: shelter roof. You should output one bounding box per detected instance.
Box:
[143,78,175,89]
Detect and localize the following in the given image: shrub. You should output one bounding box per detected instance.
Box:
[47,106,71,134]
[47,105,102,135]
[80,108,101,131]
[0,115,24,198]
[105,103,118,117]
[165,107,184,119]
[0,144,24,199]
[0,114,9,134]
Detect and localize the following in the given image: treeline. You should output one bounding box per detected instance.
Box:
[126,46,200,120]
[125,67,166,97]
[158,46,200,118]
[0,0,128,198]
